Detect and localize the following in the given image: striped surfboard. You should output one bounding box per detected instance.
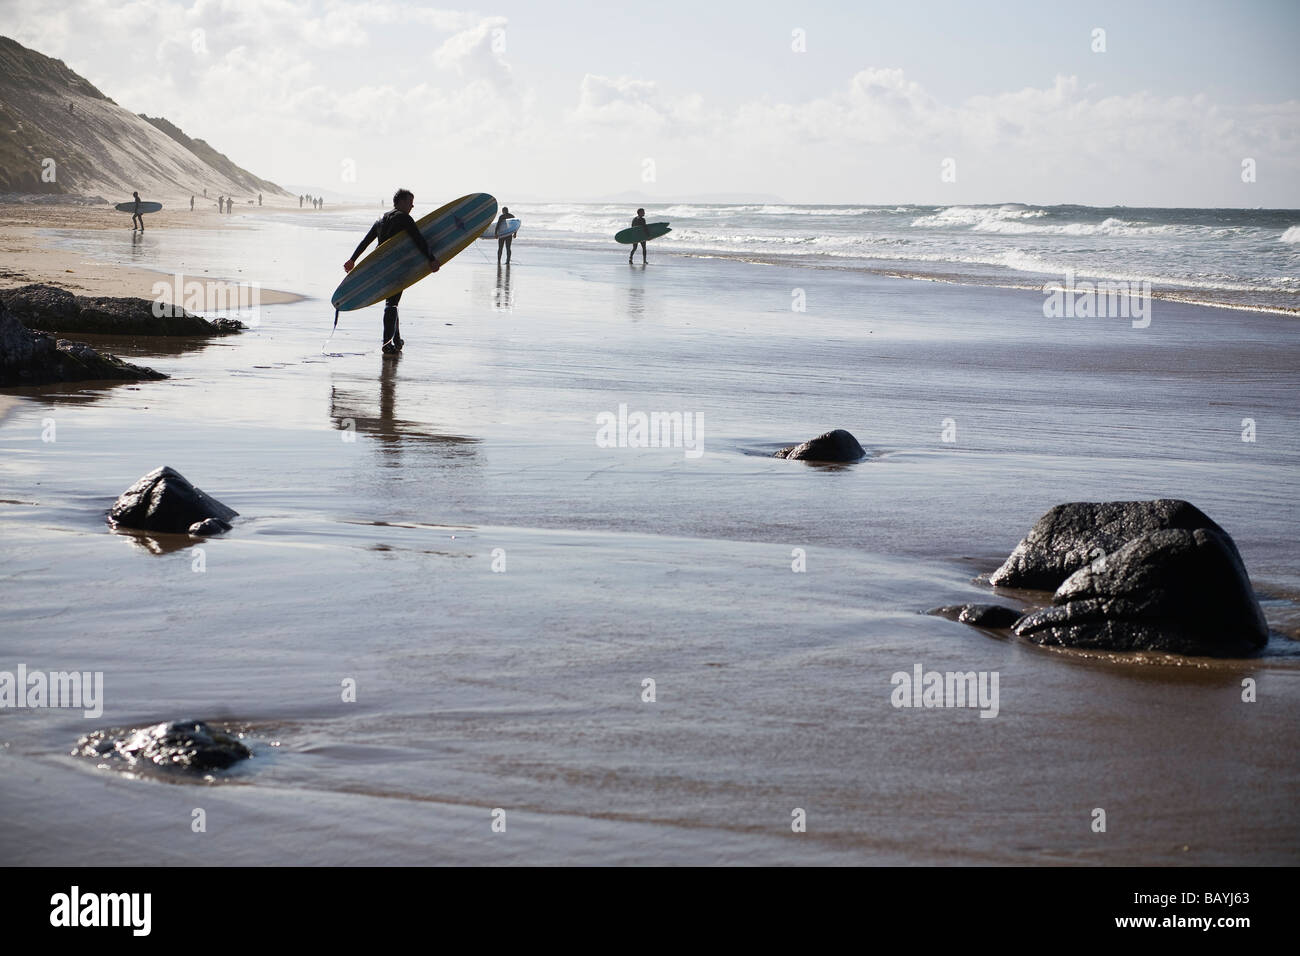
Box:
[331,192,497,312]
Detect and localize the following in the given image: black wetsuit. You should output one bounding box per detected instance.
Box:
[351,209,436,348]
[496,211,513,263]
[629,215,647,260]
[351,209,435,308]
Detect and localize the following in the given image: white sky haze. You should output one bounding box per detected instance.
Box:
[5,0,1298,206]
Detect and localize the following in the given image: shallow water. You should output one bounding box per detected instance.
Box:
[2,224,1298,864]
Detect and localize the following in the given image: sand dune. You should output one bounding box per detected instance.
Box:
[0,35,288,204]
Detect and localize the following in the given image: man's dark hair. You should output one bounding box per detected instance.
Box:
[393,188,414,207]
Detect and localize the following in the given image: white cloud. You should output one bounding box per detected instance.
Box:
[432,15,511,87]
[3,0,1297,203]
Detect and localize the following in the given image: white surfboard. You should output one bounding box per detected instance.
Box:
[480,218,521,240]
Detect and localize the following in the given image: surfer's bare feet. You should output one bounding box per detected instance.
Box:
[429,256,441,273]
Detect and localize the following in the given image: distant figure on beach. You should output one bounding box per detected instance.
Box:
[343,187,441,355]
[203,188,207,198]
[629,208,648,264]
[227,197,234,214]
[217,194,223,211]
[299,195,303,208]
[130,191,145,231]
[190,195,194,211]
[496,206,514,265]
[258,193,262,206]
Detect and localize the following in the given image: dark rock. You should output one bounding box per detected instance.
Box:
[774,428,865,462]
[958,604,1022,627]
[990,499,1235,591]
[188,517,232,536]
[930,603,1022,628]
[76,719,251,773]
[1013,527,1267,656]
[0,283,245,336]
[108,466,238,534]
[0,299,166,386]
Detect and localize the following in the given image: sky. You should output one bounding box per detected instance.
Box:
[4,0,1298,206]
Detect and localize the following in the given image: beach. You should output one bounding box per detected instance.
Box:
[1,206,1298,865]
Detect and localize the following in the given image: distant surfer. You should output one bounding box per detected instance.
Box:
[130,191,145,231]
[629,208,647,264]
[496,206,514,265]
[343,188,442,354]
[190,195,194,211]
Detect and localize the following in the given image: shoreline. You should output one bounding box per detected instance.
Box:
[548,244,1300,317]
[3,199,1295,317]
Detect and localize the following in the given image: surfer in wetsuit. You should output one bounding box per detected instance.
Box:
[131,191,145,232]
[343,188,441,354]
[629,207,647,264]
[496,206,514,265]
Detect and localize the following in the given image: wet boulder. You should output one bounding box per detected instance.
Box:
[930,603,1023,628]
[76,719,251,773]
[108,466,237,534]
[1,300,166,386]
[990,499,1236,591]
[1013,527,1267,656]
[0,283,244,336]
[188,517,232,536]
[774,428,865,462]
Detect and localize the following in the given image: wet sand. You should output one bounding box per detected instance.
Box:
[0,201,343,304]
[1,217,1298,865]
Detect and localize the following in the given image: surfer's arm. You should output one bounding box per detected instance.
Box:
[345,223,380,270]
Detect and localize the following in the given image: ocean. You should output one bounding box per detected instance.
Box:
[517,202,1300,314]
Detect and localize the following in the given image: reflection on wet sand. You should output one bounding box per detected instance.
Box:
[328,355,480,464]
[494,264,512,311]
[56,332,224,359]
[0,378,149,406]
[626,278,644,320]
[112,526,204,555]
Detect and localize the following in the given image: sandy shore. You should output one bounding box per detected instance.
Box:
[0,201,376,307]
